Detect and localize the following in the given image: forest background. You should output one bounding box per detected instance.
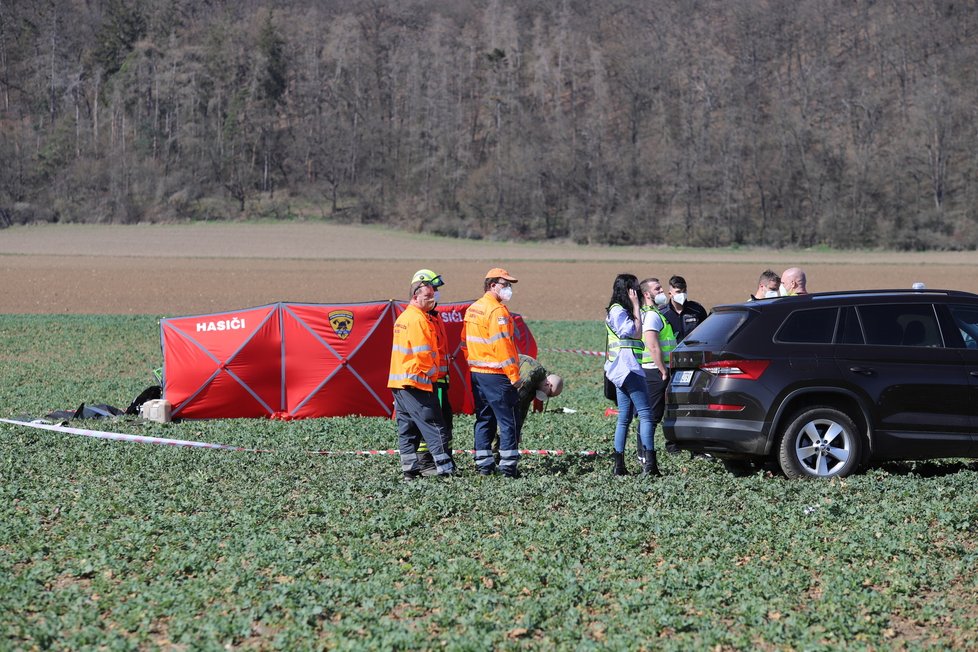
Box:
[2,0,977,250]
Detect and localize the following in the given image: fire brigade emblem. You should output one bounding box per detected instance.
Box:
[329,310,354,339]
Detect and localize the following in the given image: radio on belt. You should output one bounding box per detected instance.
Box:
[140,399,172,423]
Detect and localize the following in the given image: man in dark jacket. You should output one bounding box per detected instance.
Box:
[661,275,708,455]
[661,275,708,342]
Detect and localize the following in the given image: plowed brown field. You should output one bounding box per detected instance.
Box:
[2,223,975,319]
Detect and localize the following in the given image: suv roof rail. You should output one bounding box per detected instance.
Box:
[806,288,978,300]
[716,288,978,310]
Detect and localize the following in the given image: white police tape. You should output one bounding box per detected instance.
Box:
[542,347,605,357]
[0,418,256,451]
[0,418,602,457]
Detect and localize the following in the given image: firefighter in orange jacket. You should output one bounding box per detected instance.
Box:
[461,267,522,478]
[389,272,455,480]
[412,269,454,475]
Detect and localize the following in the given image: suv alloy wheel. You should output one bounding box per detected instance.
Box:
[778,407,863,478]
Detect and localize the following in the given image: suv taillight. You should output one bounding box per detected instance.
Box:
[700,359,770,380]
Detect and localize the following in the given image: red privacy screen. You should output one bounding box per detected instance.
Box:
[160,301,537,420]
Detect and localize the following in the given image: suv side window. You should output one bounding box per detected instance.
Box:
[948,305,978,349]
[775,308,838,344]
[857,304,942,347]
[837,306,864,344]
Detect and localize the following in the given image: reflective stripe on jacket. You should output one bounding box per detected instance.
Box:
[606,324,644,362]
[638,305,678,366]
[388,304,439,391]
[461,292,520,383]
[605,304,644,363]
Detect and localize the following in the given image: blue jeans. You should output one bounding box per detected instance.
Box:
[614,372,654,453]
[471,373,520,475]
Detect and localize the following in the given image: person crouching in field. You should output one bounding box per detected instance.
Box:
[491,354,564,457]
[515,354,563,440]
[389,271,455,481]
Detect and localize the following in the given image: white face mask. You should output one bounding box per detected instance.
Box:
[673,292,687,306]
[764,290,779,299]
[433,290,440,303]
[779,284,790,297]
[654,292,669,307]
[535,389,549,402]
[498,286,513,302]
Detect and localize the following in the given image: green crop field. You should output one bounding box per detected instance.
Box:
[2,315,977,650]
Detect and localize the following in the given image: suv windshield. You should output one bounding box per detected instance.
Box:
[680,310,749,345]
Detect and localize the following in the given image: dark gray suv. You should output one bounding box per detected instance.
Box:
[663,289,978,478]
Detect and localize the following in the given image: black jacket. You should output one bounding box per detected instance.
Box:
[663,300,708,342]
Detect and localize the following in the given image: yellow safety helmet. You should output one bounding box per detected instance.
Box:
[411,269,444,287]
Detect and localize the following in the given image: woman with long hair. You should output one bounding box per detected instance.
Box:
[604,273,660,476]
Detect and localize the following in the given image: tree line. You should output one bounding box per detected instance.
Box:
[2,0,977,249]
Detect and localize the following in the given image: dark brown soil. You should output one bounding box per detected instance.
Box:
[2,224,974,319]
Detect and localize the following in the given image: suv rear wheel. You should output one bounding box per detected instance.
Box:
[778,407,862,479]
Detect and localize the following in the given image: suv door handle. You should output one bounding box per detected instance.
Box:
[849,366,876,376]
[970,371,978,378]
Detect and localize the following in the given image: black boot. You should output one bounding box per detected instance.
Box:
[643,451,662,477]
[613,452,628,476]
[417,452,439,477]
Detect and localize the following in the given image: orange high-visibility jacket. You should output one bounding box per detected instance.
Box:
[389,303,440,391]
[461,292,520,384]
[430,309,450,383]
